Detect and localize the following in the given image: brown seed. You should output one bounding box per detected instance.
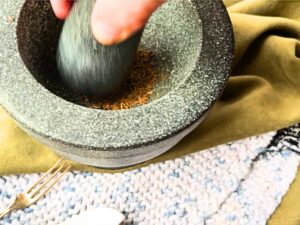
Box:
[77,50,161,110]
[7,15,14,23]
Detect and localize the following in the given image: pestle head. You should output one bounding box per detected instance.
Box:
[57,0,142,97]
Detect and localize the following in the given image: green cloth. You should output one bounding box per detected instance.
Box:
[0,0,299,223]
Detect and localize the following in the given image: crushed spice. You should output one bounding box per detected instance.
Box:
[78,50,158,110]
[7,15,14,23]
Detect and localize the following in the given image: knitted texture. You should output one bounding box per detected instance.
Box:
[0,124,299,225]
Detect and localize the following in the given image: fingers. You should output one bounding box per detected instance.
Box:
[50,0,73,20]
[91,0,165,45]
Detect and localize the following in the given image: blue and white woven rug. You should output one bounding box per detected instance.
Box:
[0,124,299,225]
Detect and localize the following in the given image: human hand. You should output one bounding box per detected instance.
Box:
[50,0,164,45]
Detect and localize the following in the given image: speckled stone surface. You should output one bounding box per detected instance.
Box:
[0,0,233,167]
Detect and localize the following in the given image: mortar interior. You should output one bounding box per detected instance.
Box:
[16,0,202,108]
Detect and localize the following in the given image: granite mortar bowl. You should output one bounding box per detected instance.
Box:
[0,0,234,168]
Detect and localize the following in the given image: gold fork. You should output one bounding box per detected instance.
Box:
[0,157,71,219]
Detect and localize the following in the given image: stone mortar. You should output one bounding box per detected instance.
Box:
[0,0,234,168]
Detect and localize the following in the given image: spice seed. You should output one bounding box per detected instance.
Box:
[7,15,14,23]
[78,50,160,110]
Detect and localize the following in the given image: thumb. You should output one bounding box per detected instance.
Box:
[91,0,164,46]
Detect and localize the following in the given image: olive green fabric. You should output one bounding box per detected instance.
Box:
[0,0,300,223]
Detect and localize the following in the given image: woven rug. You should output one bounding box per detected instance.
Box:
[0,124,299,225]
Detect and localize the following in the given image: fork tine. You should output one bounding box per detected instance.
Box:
[24,157,64,193]
[32,165,71,202]
[30,162,67,197]
[0,157,70,220]
[0,205,14,219]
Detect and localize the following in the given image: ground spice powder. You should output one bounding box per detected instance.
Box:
[78,50,158,110]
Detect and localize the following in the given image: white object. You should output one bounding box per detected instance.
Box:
[59,207,125,225]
